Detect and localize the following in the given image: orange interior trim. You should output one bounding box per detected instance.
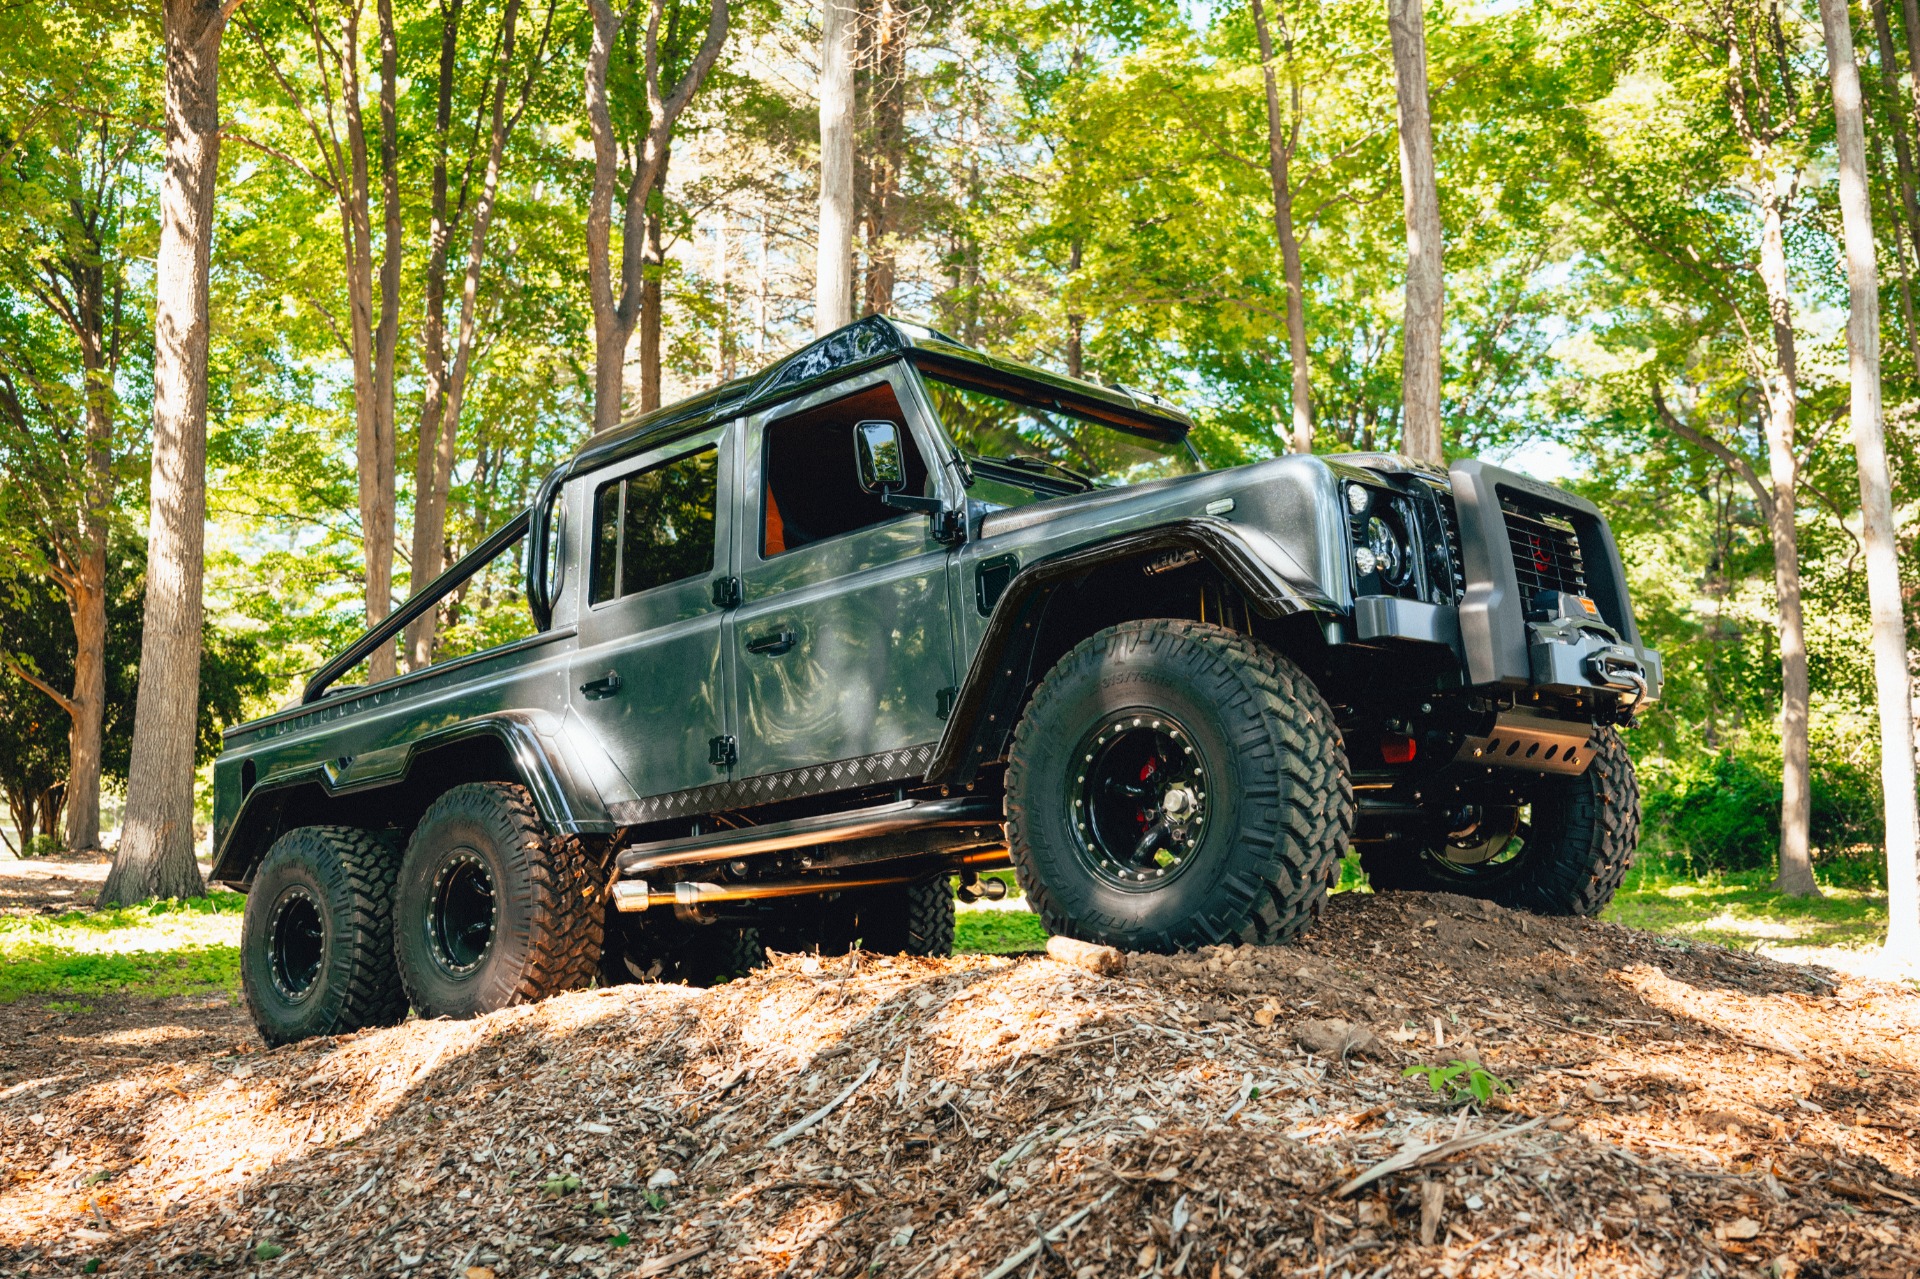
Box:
[763,486,787,556]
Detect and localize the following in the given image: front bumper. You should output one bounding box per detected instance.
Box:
[1348,458,1661,708]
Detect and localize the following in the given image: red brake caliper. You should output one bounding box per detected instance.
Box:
[1136,755,1159,828]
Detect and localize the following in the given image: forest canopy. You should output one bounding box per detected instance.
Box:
[0,0,1915,897]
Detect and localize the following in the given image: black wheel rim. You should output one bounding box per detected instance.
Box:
[429,851,497,977]
[1421,805,1529,879]
[1071,711,1210,890]
[268,888,325,1002]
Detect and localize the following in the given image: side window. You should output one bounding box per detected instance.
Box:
[588,447,718,605]
[762,381,929,557]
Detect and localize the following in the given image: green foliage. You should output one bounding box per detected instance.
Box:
[1403,1060,1512,1108]
[541,1172,583,1197]
[253,1242,286,1262]
[0,944,239,1006]
[1641,737,1887,883]
[954,909,1050,955]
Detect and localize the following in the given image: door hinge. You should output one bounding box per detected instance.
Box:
[937,686,958,719]
[708,735,737,768]
[711,575,742,609]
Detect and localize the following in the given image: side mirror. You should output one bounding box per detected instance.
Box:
[854,419,906,493]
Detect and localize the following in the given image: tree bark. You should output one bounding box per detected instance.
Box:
[102,0,230,906]
[859,0,906,317]
[816,0,857,335]
[65,252,116,853]
[406,0,465,670]
[1870,0,1920,379]
[585,0,730,431]
[640,185,666,411]
[331,1,398,684]
[406,0,532,669]
[370,0,402,676]
[1754,175,1817,899]
[1821,0,1920,958]
[1387,0,1443,465]
[1871,0,1920,254]
[1251,0,1312,454]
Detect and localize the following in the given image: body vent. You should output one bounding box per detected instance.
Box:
[1431,491,1468,602]
[1502,499,1586,615]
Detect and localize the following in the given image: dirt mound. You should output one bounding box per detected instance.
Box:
[2,892,1917,1278]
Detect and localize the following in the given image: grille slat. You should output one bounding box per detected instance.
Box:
[1502,501,1585,614]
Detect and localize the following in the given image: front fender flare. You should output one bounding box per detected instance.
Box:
[924,518,1333,785]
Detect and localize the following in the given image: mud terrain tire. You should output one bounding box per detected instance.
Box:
[1007,620,1352,951]
[1359,727,1640,916]
[241,825,408,1046]
[601,909,762,987]
[848,874,955,957]
[393,782,602,1018]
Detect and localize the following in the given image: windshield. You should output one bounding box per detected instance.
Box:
[919,373,1200,507]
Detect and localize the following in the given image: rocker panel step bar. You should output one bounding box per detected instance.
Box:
[614,795,1004,877]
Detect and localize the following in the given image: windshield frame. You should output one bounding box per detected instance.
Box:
[905,356,1202,501]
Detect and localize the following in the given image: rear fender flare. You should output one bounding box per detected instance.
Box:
[925,518,1332,785]
[210,713,614,889]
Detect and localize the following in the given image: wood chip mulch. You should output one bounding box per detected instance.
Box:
[2,890,1917,1278]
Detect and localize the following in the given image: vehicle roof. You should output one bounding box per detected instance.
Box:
[563,315,1195,479]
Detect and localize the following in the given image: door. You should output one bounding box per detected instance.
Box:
[729,371,958,779]
[569,431,734,799]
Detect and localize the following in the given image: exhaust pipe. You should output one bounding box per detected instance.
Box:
[610,849,1014,914]
[611,871,921,913]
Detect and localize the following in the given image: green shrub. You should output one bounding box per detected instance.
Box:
[22,834,61,858]
[1640,742,1886,885]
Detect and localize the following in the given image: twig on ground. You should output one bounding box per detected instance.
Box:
[767,1059,879,1149]
[980,1187,1119,1279]
[1334,1115,1552,1198]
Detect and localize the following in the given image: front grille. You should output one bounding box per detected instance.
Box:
[1503,499,1586,615]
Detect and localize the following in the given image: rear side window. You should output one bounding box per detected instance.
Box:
[589,448,718,605]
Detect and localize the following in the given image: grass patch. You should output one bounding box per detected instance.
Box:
[1601,862,1886,953]
[0,893,245,1004]
[955,908,1049,955]
[0,943,240,1004]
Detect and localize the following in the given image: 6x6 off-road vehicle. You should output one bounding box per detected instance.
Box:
[211,317,1661,1044]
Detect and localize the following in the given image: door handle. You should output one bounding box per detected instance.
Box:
[578,670,623,700]
[745,628,796,656]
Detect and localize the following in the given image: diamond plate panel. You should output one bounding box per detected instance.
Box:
[608,742,938,826]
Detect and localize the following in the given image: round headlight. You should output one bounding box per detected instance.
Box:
[1353,545,1378,577]
[1367,515,1408,585]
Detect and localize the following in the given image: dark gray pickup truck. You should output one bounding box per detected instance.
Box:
[210,316,1660,1044]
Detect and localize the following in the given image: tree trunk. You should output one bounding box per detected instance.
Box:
[817,0,857,335]
[370,0,402,673]
[1387,0,1443,465]
[1755,176,1818,899]
[102,0,227,906]
[335,5,397,685]
[640,191,665,412]
[1822,0,1920,958]
[1871,0,1920,254]
[1066,238,1084,379]
[1251,0,1312,454]
[860,0,906,317]
[1870,0,1920,379]
[584,0,632,432]
[65,320,114,853]
[406,0,526,669]
[584,0,729,429]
